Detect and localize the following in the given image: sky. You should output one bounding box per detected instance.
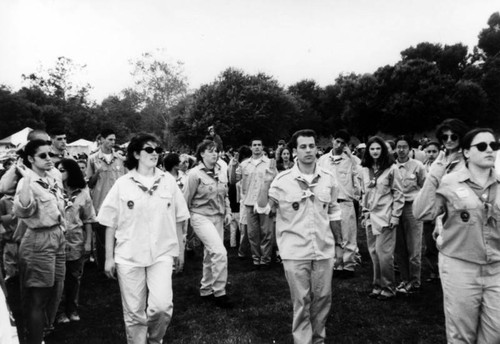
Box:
[0,0,498,102]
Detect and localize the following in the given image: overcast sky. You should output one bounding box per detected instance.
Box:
[1,0,498,102]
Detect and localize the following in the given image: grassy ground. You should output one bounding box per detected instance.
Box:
[36,229,446,344]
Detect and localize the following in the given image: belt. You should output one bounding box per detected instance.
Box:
[30,224,62,231]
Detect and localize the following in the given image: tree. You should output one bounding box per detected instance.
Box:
[130,50,188,143]
[478,12,500,58]
[22,56,92,102]
[287,80,326,135]
[170,68,300,149]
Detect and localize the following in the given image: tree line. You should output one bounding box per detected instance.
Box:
[1,12,499,149]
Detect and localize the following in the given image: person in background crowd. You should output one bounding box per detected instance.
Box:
[0,158,15,181]
[86,128,126,272]
[430,118,468,247]
[356,143,366,160]
[183,140,233,308]
[360,136,404,300]
[235,145,252,260]
[318,130,361,279]
[409,139,426,163]
[13,139,66,344]
[0,188,18,283]
[77,160,87,181]
[267,129,341,344]
[386,140,396,160]
[394,136,426,294]
[163,153,185,190]
[49,128,71,165]
[229,138,277,269]
[207,125,223,151]
[276,145,294,172]
[414,128,500,343]
[97,133,189,344]
[55,159,96,324]
[422,141,441,282]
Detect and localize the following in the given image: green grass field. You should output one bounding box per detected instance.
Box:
[43,230,446,344]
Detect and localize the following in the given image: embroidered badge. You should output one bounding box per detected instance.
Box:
[460,211,470,222]
[292,202,299,211]
[127,201,134,209]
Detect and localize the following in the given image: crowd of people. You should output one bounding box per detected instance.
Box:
[0,120,499,344]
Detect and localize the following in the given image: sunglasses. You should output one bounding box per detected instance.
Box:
[141,147,163,154]
[470,141,500,152]
[36,152,56,159]
[440,134,458,142]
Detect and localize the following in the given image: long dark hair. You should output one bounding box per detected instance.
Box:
[57,159,86,189]
[361,136,394,171]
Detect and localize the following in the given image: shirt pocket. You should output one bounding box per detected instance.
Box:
[119,193,141,224]
[448,198,478,225]
[36,195,62,225]
[157,190,173,211]
[316,191,332,213]
[281,192,304,219]
[403,173,418,189]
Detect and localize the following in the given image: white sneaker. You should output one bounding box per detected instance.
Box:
[69,312,81,322]
[57,313,70,324]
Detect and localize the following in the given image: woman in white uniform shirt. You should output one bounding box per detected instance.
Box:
[97,133,190,344]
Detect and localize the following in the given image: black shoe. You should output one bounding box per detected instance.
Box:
[260,264,272,271]
[332,269,344,278]
[214,295,234,309]
[201,294,215,302]
[341,270,355,279]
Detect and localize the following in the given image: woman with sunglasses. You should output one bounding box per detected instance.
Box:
[55,159,96,324]
[183,140,233,308]
[96,133,190,344]
[360,136,404,300]
[13,139,66,344]
[414,128,500,343]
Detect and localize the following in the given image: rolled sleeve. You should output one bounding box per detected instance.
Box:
[13,178,36,219]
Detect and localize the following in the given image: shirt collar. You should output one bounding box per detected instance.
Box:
[455,166,500,186]
[290,162,322,181]
[129,167,165,179]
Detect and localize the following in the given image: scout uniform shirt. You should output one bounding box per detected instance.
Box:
[268,164,341,260]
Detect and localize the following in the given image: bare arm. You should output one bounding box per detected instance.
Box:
[104,226,116,279]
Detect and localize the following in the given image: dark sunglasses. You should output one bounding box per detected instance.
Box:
[36,152,56,159]
[141,147,163,154]
[440,134,458,142]
[470,141,500,152]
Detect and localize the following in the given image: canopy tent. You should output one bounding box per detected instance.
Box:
[67,139,98,157]
[0,127,32,152]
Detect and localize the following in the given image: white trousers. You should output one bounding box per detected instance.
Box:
[439,253,500,344]
[116,258,174,344]
[283,258,335,344]
[190,213,228,297]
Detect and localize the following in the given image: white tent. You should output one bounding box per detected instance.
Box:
[0,127,32,152]
[67,139,97,157]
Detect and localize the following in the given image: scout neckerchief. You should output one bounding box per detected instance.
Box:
[202,163,219,182]
[329,152,343,165]
[445,151,462,174]
[130,175,162,195]
[367,166,385,188]
[36,178,60,198]
[295,169,319,200]
[63,189,82,210]
[99,149,117,165]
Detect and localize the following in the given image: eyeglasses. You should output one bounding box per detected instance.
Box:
[141,147,163,154]
[470,141,500,152]
[36,152,56,159]
[440,134,458,142]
